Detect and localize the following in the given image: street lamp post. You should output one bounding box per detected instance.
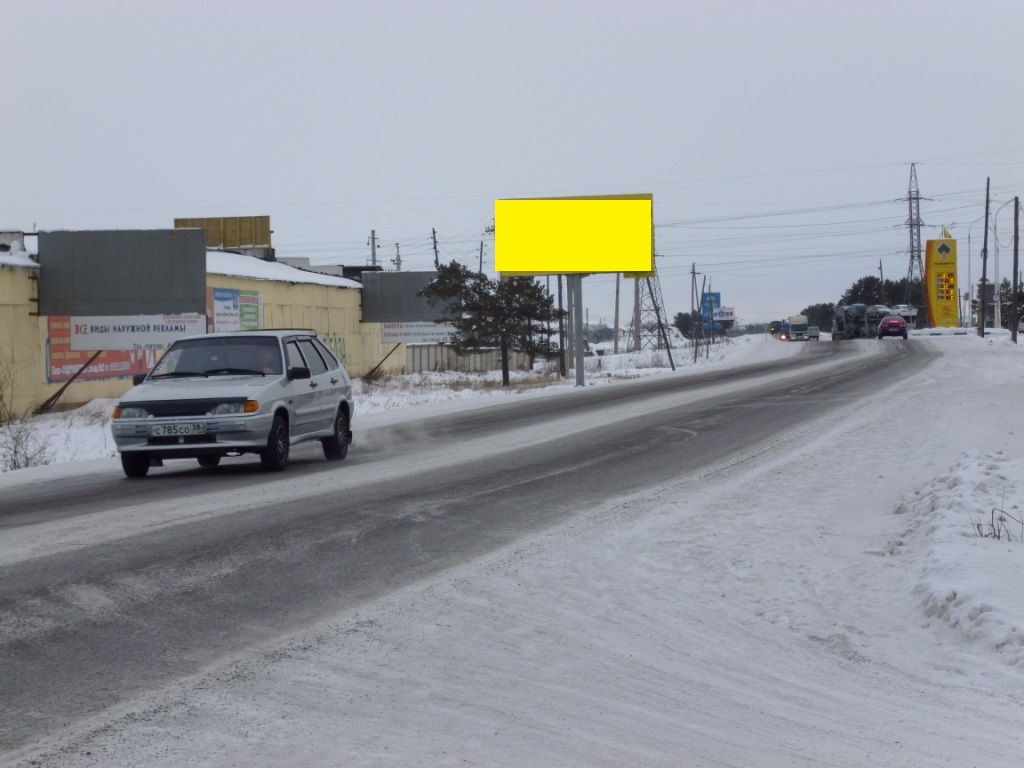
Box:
[1013,198,1020,344]
[993,198,1018,329]
[980,179,992,337]
[966,214,988,329]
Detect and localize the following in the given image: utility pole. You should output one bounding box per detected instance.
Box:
[980,177,990,338]
[478,241,484,274]
[691,263,699,363]
[392,243,401,271]
[696,275,707,364]
[557,275,566,376]
[566,275,575,372]
[707,279,714,349]
[370,230,378,266]
[432,228,440,269]
[879,259,885,304]
[692,264,700,366]
[546,275,553,358]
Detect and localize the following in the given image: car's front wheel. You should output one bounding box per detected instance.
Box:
[260,414,290,471]
[121,452,151,479]
[322,408,350,461]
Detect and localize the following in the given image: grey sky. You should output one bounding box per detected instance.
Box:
[5,0,1024,324]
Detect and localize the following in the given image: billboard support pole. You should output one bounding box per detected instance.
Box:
[573,274,585,386]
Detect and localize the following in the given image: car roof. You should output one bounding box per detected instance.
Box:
[176,329,318,342]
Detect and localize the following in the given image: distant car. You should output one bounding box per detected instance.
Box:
[877,316,908,340]
[111,329,354,478]
[769,320,783,334]
[807,326,820,340]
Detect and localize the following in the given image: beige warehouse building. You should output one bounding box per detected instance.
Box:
[0,234,401,418]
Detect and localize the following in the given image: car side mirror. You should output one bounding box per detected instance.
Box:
[132,373,148,386]
[287,366,311,381]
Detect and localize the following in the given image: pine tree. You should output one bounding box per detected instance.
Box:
[420,262,564,386]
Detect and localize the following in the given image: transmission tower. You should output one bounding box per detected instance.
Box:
[627,260,674,363]
[904,163,926,318]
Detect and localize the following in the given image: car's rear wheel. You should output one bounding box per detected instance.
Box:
[322,408,350,461]
[260,414,289,471]
[197,456,221,468]
[121,452,151,479]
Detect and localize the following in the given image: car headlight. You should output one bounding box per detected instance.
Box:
[209,401,259,415]
[114,406,147,419]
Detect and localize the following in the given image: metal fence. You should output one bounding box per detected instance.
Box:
[404,345,532,374]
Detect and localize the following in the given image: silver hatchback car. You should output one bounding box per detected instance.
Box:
[111,329,353,478]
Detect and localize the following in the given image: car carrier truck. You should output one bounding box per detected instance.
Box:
[832,304,867,339]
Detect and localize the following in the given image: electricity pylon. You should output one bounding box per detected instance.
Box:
[626,259,675,369]
[904,163,926,320]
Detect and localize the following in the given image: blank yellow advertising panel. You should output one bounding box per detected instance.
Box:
[495,195,653,274]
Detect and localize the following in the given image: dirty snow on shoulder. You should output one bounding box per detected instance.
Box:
[4,331,1024,767]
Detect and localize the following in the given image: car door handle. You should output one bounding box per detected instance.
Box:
[330,377,338,384]
[309,381,319,389]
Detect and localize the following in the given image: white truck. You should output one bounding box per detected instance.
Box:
[786,315,810,341]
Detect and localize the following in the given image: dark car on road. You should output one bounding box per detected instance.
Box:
[877,316,908,340]
[111,329,354,478]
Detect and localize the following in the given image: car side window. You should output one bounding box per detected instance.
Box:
[285,340,304,370]
[310,337,340,371]
[296,338,328,376]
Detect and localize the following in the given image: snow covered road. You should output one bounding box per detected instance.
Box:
[3,334,1024,767]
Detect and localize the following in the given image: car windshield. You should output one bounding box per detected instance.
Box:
[150,337,282,378]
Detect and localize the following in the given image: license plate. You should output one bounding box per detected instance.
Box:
[150,423,206,437]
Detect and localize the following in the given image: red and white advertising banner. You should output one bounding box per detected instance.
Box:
[69,314,206,351]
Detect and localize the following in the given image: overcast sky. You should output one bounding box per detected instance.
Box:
[5,0,1024,324]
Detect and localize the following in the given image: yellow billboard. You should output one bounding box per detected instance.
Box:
[925,238,959,327]
[495,194,653,275]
